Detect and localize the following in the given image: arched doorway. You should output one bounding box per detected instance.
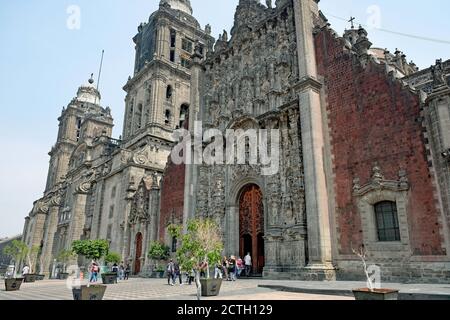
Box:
[134,232,143,275]
[239,184,264,275]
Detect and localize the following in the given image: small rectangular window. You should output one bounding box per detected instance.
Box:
[170,50,175,63]
[181,58,190,68]
[182,38,193,53]
[111,186,117,198]
[109,205,114,219]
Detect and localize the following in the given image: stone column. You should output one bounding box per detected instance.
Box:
[149,184,161,243]
[40,204,60,275]
[122,179,136,262]
[293,0,334,273]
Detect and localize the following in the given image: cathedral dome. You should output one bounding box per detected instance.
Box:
[160,0,193,15]
[76,74,101,105]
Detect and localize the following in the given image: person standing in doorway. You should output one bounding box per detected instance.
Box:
[244,252,252,277]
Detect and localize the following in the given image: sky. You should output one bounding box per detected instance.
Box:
[0,0,449,238]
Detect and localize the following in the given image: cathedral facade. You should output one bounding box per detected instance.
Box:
[23,0,450,283]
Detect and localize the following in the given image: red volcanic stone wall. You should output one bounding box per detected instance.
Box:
[159,157,185,242]
[314,28,445,256]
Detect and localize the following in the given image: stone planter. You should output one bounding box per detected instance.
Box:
[200,278,222,297]
[59,273,69,280]
[36,275,45,281]
[101,273,118,284]
[353,288,399,300]
[23,274,37,283]
[4,278,24,291]
[72,285,107,300]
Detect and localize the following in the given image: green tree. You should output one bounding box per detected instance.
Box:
[56,249,76,273]
[148,242,170,261]
[3,240,41,275]
[175,218,223,300]
[71,239,109,262]
[148,241,170,272]
[105,252,122,266]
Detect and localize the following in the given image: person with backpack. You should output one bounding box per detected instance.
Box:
[167,259,175,286]
[89,262,99,283]
[112,263,119,280]
[174,261,183,285]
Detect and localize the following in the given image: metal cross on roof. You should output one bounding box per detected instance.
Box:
[348,16,356,29]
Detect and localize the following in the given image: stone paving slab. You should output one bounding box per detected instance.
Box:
[258,281,450,300]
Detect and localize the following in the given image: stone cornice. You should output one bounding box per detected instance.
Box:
[124,57,191,91]
[292,76,323,93]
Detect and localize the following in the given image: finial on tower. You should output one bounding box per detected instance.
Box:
[348,16,356,29]
[88,73,94,84]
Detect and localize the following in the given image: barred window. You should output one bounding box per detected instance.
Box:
[375,201,401,242]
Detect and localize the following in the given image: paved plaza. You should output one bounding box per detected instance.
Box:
[2,278,450,300]
[0,278,352,301]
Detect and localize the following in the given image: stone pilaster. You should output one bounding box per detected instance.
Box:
[68,191,88,245]
[183,44,205,231]
[40,205,60,275]
[293,0,334,270]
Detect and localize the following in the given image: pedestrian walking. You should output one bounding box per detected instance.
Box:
[167,259,175,286]
[174,262,183,285]
[119,262,125,280]
[124,263,130,280]
[89,262,99,283]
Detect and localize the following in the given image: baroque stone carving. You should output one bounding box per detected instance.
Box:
[353,166,410,197]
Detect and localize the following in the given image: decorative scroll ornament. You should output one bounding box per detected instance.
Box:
[36,201,49,214]
[353,166,410,197]
[76,170,96,194]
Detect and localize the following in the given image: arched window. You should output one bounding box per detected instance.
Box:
[136,104,143,129]
[165,109,171,124]
[171,236,177,253]
[179,104,189,128]
[374,201,400,242]
[166,85,173,100]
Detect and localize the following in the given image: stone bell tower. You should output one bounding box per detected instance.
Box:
[122,0,214,147]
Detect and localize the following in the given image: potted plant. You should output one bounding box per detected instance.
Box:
[148,241,170,278]
[56,250,76,280]
[352,245,399,300]
[102,252,121,284]
[71,239,109,300]
[173,219,224,300]
[2,240,26,291]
